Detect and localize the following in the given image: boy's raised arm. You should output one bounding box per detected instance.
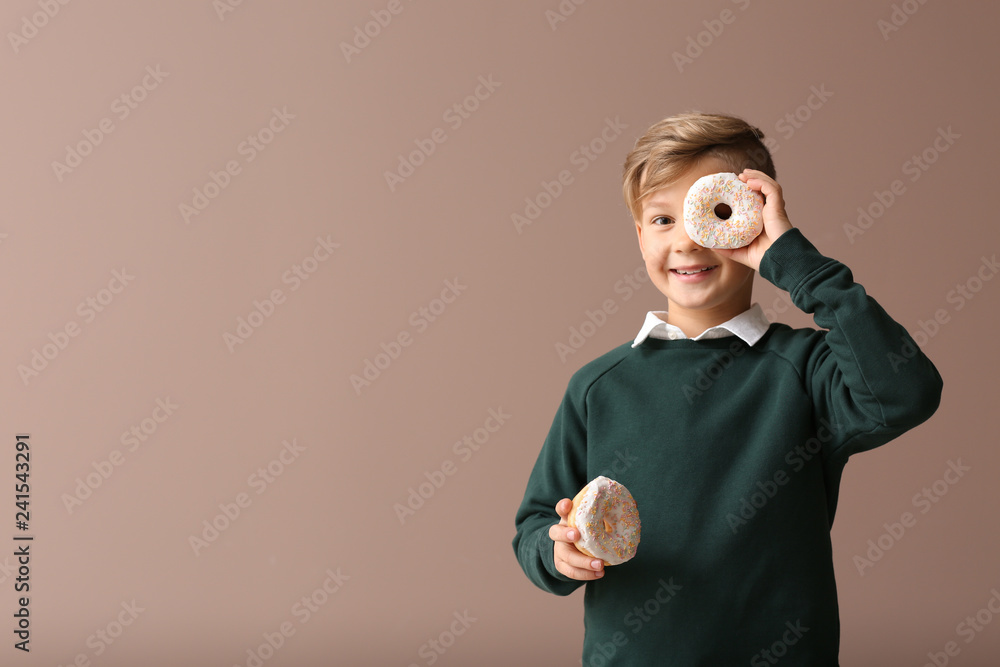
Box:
[759,225,943,459]
[722,169,942,458]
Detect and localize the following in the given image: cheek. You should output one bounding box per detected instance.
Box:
[641,236,669,263]
[721,263,755,289]
[640,248,658,273]
[729,263,754,281]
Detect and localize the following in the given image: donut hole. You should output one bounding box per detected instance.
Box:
[713,203,733,220]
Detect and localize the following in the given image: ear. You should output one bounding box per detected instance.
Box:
[634,219,647,258]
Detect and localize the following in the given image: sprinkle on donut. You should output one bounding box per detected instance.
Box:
[683,172,764,249]
[570,476,641,566]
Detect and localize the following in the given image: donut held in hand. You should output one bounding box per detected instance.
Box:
[568,476,640,566]
[683,172,764,249]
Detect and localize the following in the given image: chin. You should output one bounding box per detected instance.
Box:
[671,297,721,311]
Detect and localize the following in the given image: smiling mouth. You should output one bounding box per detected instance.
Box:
[671,266,717,275]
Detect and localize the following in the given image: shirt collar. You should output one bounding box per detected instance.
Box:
[631,303,771,348]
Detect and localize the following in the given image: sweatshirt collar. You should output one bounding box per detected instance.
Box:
[631,303,771,348]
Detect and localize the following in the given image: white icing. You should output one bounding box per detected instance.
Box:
[573,476,640,566]
[683,172,764,249]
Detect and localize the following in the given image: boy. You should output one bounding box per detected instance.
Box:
[512,112,943,665]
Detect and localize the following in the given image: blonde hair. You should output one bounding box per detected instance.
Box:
[622,112,776,222]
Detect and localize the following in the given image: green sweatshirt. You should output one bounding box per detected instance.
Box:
[512,229,943,666]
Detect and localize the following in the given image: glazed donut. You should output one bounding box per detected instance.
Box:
[568,476,640,566]
[683,172,764,249]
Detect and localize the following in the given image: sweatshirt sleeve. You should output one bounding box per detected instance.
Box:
[511,373,591,596]
[758,228,943,460]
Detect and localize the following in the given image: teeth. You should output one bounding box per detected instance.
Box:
[675,267,712,275]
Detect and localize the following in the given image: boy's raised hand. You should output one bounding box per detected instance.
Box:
[549,498,605,581]
[714,169,794,271]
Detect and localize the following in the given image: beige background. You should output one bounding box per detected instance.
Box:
[2,0,998,665]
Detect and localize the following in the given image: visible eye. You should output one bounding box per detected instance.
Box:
[651,216,674,226]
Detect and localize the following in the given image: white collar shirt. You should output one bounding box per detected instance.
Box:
[631,303,771,348]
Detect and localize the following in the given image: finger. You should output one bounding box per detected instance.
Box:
[554,543,605,580]
[742,175,784,207]
[554,498,573,519]
[548,522,578,543]
[739,175,790,229]
[713,246,738,262]
[738,170,780,198]
[739,168,774,185]
[564,552,605,574]
[555,539,604,571]
[714,244,752,263]
[555,559,605,581]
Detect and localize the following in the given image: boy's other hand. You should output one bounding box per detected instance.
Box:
[715,169,794,271]
[549,498,606,581]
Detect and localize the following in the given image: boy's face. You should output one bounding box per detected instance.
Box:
[634,156,754,322]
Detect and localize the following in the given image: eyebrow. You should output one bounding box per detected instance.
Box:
[642,198,677,216]
[642,190,678,207]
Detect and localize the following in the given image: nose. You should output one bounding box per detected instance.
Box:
[672,218,701,253]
